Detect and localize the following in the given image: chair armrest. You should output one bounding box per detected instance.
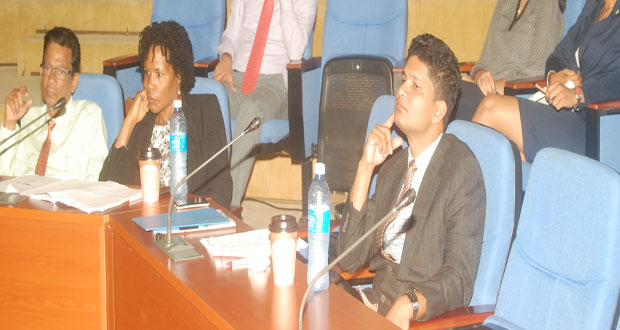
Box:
[286,57,322,162]
[286,57,321,71]
[504,76,545,96]
[103,54,139,77]
[587,99,620,110]
[338,266,375,281]
[409,305,495,329]
[459,62,475,74]
[194,56,220,77]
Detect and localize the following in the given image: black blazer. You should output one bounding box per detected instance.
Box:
[99,93,232,209]
[545,0,620,105]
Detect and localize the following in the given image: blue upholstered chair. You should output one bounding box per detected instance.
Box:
[351,97,522,310]
[482,148,620,329]
[446,120,522,307]
[103,0,226,101]
[72,73,124,150]
[288,0,408,213]
[190,77,230,145]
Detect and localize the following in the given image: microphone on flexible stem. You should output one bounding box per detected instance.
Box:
[0,97,67,147]
[155,117,262,262]
[297,189,417,330]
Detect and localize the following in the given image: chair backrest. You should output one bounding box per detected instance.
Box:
[73,73,124,150]
[190,77,231,144]
[151,0,226,62]
[484,148,620,330]
[115,0,227,103]
[563,0,587,37]
[317,57,393,192]
[321,0,407,69]
[446,120,522,306]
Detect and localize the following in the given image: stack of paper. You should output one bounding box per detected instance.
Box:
[0,175,142,213]
[200,229,308,258]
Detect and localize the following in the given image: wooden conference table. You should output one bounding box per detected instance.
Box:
[0,190,398,329]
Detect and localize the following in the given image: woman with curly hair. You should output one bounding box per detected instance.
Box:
[99,21,232,208]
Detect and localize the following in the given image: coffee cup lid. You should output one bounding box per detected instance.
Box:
[138,147,162,160]
[269,214,298,233]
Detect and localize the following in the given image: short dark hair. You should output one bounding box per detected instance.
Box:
[42,27,81,73]
[138,21,195,93]
[406,34,460,122]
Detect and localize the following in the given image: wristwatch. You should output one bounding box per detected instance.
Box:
[407,288,419,321]
[573,87,583,112]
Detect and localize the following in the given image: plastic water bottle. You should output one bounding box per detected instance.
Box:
[307,162,330,291]
[170,99,188,198]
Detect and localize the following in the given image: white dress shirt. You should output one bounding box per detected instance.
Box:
[0,97,108,181]
[219,0,317,83]
[383,133,443,264]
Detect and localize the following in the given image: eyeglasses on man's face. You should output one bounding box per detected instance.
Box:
[40,64,74,80]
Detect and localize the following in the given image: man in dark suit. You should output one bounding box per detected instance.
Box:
[337,34,486,329]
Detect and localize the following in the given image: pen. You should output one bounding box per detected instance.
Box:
[534,83,547,94]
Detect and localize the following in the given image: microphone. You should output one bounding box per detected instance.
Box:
[297,189,417,330]
[0,97,67,147]
[155,117,262,262]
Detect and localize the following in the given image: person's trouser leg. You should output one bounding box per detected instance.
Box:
[227,72,287,206]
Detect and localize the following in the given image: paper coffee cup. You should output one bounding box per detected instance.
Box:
[269,214,298,286]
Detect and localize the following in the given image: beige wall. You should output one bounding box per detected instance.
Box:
[0,0,151,65]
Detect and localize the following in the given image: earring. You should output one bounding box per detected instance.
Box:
[178,89,181,95]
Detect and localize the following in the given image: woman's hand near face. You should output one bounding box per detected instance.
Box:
[114,90,149,150]
[126,90,149,125]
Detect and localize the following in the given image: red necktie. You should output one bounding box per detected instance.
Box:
[376,159,417,262]
[35,120,56,176]
[241,0,274,96]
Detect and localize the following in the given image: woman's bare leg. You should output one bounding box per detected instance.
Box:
[472,94,527,162]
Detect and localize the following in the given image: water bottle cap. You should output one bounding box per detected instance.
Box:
[173,99,182,109]
[315,162,325,175]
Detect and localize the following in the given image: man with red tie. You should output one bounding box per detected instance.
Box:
[0,27,107,181]
[213,0,316,206]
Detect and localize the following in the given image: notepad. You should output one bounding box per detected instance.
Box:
[133,207,236,233]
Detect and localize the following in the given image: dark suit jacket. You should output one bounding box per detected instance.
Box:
[545,0,620,105]
[99,93,232,209]
[338,134,486,320]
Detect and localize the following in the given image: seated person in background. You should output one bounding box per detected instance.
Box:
[453,0,565,121]
[336,34,486,329]
[472,0,620,163]
[0,27,108,181]
[99,21,232,209]
[213,0,316,207]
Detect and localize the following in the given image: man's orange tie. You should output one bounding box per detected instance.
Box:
[35,120,56,176]
[241,0,274,96]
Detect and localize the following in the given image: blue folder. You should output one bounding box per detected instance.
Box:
[133,208,234,232]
